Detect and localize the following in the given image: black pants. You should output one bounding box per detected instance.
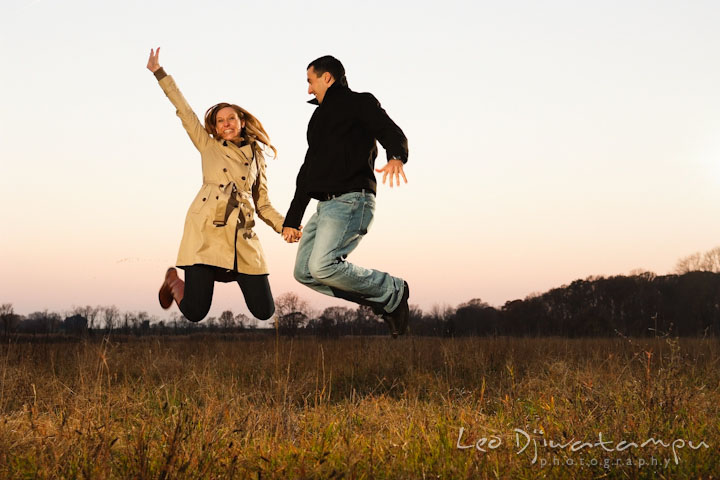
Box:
[178,264,275,322]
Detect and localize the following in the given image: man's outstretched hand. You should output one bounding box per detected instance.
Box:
[282,226,302,243]
[375,159,407,188]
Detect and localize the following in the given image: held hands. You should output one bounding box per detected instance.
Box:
[147,47,161,72]
[282,226,303,243]
[375,159,408,188]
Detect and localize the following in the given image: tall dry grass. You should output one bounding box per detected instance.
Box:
[1,334,718,478]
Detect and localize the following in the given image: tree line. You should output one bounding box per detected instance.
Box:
[0,304,263,337]
[2,271,719,338]
[3,245,719,338]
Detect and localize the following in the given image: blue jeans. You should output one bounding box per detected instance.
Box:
[293,191,405,313]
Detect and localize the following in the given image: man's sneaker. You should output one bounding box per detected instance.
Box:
[382,281,410,338]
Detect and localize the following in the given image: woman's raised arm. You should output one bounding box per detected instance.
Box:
[147,47,210,152]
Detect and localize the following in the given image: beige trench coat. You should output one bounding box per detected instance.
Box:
[158,75,285,274]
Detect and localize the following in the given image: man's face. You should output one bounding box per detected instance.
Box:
[307,66,333,104]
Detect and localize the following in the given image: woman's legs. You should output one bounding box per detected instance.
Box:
[169,266,273,321]
[236,273,275,320]
[179,265,216,322]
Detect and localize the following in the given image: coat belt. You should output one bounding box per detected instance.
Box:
[212,183,252,227]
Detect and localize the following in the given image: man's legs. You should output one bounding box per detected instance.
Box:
[293,191,405,313]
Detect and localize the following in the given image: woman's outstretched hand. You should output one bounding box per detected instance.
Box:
[147,47,161,72]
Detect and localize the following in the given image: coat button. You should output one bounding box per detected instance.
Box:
[223,168,227,172]
[220,184,224,188]
[202,197,206,201]
[241,176,246,180]
[244,162,249,166]
[216,196,219,200]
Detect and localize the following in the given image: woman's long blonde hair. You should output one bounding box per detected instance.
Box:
[203,103,277,158]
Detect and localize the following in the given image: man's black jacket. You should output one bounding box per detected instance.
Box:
[283,82,409,228]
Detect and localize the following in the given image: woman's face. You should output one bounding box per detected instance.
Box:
[215,106,245,141]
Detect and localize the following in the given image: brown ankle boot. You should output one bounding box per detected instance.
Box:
[159,268,185,309]
[169,275,185,306]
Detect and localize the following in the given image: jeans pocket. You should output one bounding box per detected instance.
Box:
[333,192,359,206]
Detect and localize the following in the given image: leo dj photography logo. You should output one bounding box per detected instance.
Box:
[456,427,710,468]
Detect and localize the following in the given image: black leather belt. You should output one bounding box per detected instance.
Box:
[316,188,375,201]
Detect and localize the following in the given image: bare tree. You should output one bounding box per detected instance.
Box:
[241,314,258,329]
[73,305,100,330]
[676,252,703,274]
[234,312,250,329]
[102,306,120,331]
[628,269,657,280]
[274,292,310,318]
[0,303,19,336]
[22,310,62,333]
[169,312,183,331]
[219,310,235,330]
[702,247,720,272]
[354,305,377,324]
[321,306,354,324]
[122,311,135,331]
[429,303,455,322]
[275,292,311,335]
[676,246,720,274]
[137,311,151,332]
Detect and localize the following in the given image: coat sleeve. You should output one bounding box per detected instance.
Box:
[357,93,409,163]
[252,152,285,233]
[157,74,211,152]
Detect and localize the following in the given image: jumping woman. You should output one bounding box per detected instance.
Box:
[147,47,297,322]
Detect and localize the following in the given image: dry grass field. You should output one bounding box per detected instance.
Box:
[1,334,718,479]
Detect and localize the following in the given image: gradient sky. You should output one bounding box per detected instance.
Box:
[1,0,719,321]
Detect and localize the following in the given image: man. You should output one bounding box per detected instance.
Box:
[282,55,410,337]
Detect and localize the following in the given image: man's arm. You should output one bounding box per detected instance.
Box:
[358,93,409,187]
[282,193,307,242]
[284,189,311,228]
[282,160,311,244]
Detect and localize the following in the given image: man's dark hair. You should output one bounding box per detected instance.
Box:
[307,55,348,87]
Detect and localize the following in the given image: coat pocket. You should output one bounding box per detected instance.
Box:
[189,184,212,214]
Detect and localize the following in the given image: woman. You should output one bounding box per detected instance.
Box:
[147,47,297,322]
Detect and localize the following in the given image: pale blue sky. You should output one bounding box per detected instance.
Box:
[1,0,719,319]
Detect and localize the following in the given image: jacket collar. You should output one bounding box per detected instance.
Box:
[307,82,349,106]
[222,140,254,158]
